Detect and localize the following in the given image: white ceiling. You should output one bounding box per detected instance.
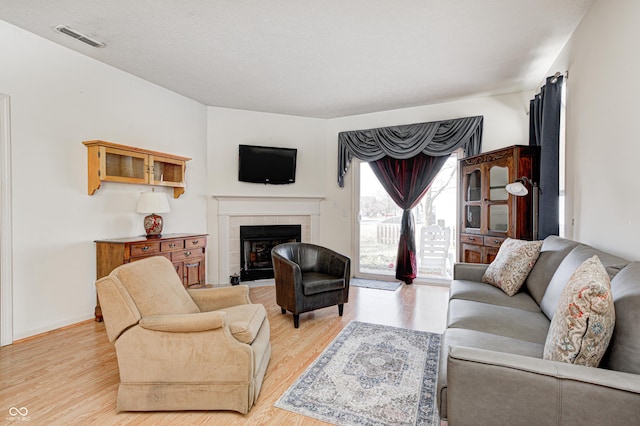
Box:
[1,0,594,118]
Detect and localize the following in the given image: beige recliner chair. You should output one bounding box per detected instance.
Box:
[95,256,271,414]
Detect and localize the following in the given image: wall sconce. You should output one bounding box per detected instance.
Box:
[136,190,170,238]
[506,177,539,240]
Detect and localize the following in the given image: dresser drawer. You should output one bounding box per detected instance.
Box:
[130,241,160,257]
[484,236,506,248]
[161,240,184,252]
[173,248,203,262]
[130,252,171,263]
[185,237,206,249]
[460,233,482,246]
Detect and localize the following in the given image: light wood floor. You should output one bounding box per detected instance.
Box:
[0,283,449,425]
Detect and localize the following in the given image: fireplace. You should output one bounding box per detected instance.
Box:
[240,224,302,281]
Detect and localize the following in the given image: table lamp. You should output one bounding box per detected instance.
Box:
[136,191,170,238]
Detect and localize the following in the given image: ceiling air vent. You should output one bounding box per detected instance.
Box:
[55,25,106,48]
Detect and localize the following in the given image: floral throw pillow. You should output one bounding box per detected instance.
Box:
[481,238,543,296]
[543,255,615,367]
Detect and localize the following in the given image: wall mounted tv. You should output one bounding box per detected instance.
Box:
[238,144,297,184]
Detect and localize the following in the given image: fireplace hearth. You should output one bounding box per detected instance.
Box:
[240,224,302,281]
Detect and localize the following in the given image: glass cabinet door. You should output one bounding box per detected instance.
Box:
[488,204,509,232]
[149,155,185,186]
[465,205,481,229]
[101,146,148,184]
[465,169,482,201]
[489,165,509,201]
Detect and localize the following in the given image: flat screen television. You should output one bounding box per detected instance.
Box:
[238,144,297,184]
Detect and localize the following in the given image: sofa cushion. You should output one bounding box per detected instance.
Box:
[482,238,543,296]
[112,256,200,317]
[540,245,629,320]
[217,304,267,344]
[601,261,640,374]
[449,279,541,312]
[447,299,550,344]
[525,236,582,305]
[543,256,615,367]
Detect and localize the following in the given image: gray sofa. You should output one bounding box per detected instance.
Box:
[437,236,640,425]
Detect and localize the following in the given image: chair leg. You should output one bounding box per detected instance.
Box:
[281,307,286,314]
[293,314,300,328]
[338,304,344,316]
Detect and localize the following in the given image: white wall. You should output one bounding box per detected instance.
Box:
[206,107,326,279]
[0,20,208,340]
[207,107,327,197]
[548,0,640,259]
[322,93,532,257]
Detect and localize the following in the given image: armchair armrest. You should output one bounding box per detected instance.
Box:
[272,254,303,287]
[452,262,489,282]
[447,346,640,425]
[139,311,225,332]
[319,249,350,279]
[188,285,251,312]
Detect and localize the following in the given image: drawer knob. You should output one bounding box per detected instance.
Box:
[142,246,149,252]
[192,240,199,245]
[494,240,502,244]
[468,236,475,241]
[185,251,192,257]
[169,243,176,248]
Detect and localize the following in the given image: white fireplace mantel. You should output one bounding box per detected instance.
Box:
[213,195,324,283]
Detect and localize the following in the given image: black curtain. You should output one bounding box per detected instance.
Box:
[530,75,563,239]
[369,154,449,283]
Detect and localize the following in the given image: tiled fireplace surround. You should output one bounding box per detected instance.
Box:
[214,196,322,284]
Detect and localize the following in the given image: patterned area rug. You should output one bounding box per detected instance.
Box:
[275,321,441,425]
[350,277,402,291]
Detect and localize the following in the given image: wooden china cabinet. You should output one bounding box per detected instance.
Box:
[459,145,540,264]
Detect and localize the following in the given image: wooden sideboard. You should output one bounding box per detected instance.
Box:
[93,233,208,321]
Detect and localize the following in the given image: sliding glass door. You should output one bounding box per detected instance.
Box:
[356,153,459,281]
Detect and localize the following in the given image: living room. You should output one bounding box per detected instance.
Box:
[1,0,639,424]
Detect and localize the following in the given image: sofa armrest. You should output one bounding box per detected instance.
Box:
[188,285,251,311]
[139,311,225,332]
[447,346,640,426]
[452,263,489,282]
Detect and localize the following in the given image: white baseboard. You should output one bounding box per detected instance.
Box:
[13,312,94,342]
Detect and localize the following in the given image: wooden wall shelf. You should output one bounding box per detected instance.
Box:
[83,140,191,198]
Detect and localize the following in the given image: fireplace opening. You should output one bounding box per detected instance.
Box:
[240,224,302,281]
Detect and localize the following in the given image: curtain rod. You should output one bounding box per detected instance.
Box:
[550,71,567,84]
[541,71,567,89]
[526,71,567,115]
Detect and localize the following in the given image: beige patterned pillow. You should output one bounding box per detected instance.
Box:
[543,255,615,367]
[482,238,543,296]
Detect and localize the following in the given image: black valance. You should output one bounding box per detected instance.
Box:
[337,115,483,187]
